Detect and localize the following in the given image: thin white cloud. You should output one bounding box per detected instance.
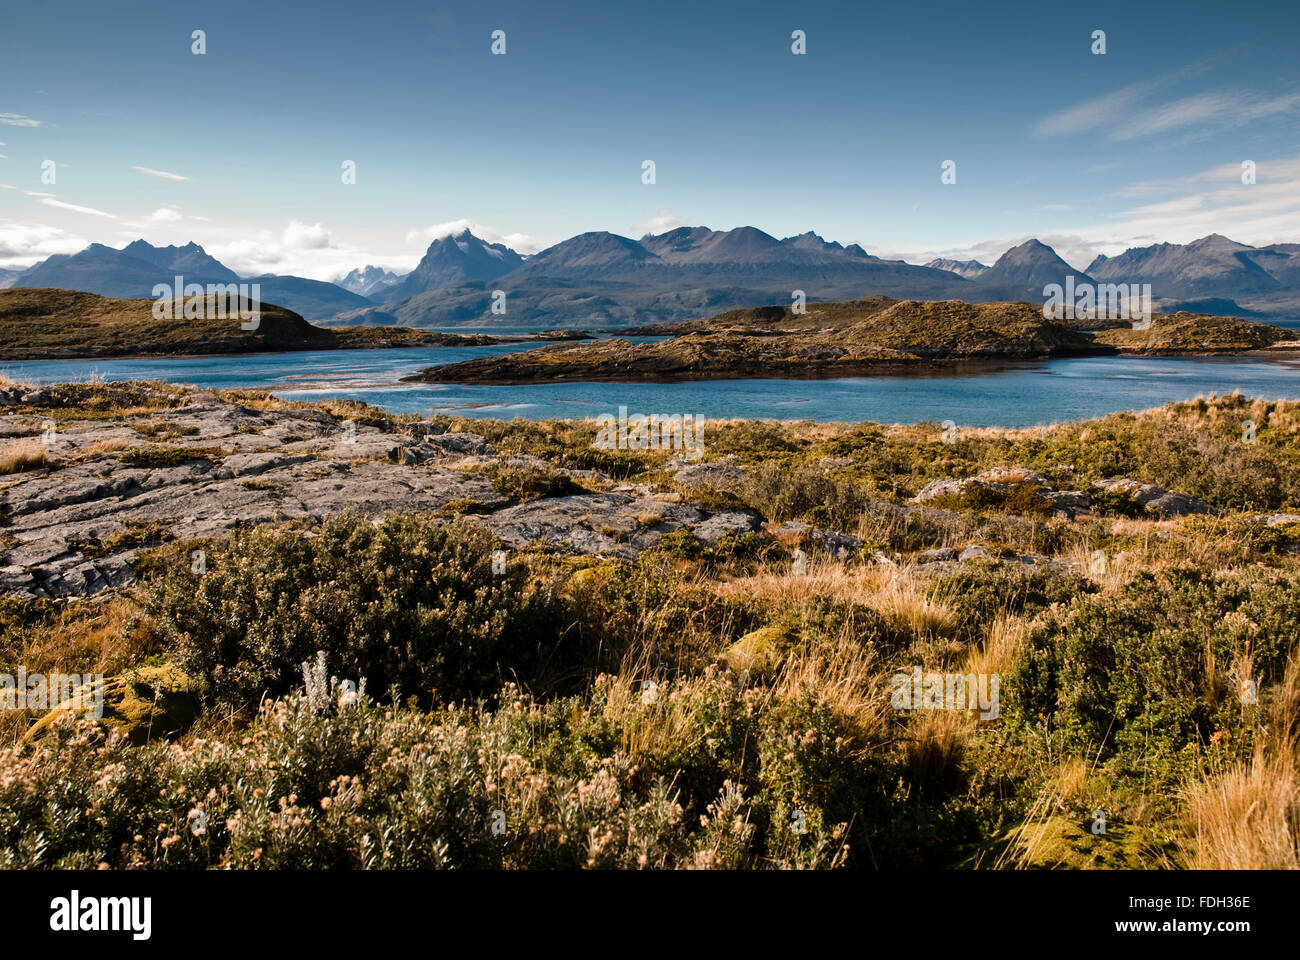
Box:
[0,113,41,127]
[633,207,687,236]
[1032,84,1148,138]
[1113,91,1300,141]
[131,165,191,181]
[146,206,183,222]
[40,197,114,218]
[24,190,54,197]
[1034,82,1300,143]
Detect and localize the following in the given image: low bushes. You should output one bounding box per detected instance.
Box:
[1007,567,1300,779]
[146,512,567,711]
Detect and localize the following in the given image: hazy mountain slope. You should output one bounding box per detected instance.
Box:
[13,244,198,299]
[1087,234,1281,298]
[121,239,239,282]
[11,241,371,324]
[241,275,375,324]
[926,258,989,279]
[1241,245,1300,288]
[16,229,1300,331]
[977,239,1092,292]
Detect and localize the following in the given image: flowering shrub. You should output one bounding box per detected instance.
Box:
[0,676,904,869]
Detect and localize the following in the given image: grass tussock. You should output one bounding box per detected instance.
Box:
[0,438,54,475]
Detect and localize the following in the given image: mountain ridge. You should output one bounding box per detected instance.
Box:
[11,240,372,324]
[12,228,1300,328]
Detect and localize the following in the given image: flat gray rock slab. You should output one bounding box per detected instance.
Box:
[484,493,705,559]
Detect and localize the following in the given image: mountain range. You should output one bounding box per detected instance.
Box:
[10,241,373,324]
[7,227,1300,328]
[1086,234,1300,307]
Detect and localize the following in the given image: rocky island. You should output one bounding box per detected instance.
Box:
[411,298,1296,384]
[0,288,589,361]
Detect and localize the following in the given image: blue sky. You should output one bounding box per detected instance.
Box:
[2,0,1298,278]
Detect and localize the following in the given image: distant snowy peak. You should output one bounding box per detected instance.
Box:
[925,258,989,279]
[338,265,406,297]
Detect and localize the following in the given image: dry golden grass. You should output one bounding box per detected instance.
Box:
[993,753,1107,870]
[770,628,887,738]
[81,438,128,458]
[3,595,149,675]
[0,438,54,475]
[1066,540,1135,592]
[1182,657,1300,869]
[964,613,1031,678]
[0,596,156,744]
[1184,749,1298,868]
[870,568,959,640]
[607,674,707,761]
[1052,757,1092,806]
[713,560,958,642]
[904,707,970,787]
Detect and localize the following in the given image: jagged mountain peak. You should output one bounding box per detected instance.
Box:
[384,230,525,300]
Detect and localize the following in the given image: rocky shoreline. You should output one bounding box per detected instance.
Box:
[3,381,1276,601]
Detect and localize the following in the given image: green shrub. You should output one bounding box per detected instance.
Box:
[441,498,493,516]
[558,447,650,479]
[120,445,219,468]
[928,482,1055,517]
[740,462,870,530]
[706,421,802,461]
[1088,485,1145,518]
[1007,567,1300,779]
[486,463,582,501]
[145,511,567,710]
[560,557,756,676]
[933,564,1095,642]
[656,528,706,559]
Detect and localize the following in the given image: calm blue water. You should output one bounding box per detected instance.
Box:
[3,345,1297,427]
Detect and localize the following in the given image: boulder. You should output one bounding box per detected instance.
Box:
[918,547,959,563]
[693,511,762,545]
[1093,478,1211,517]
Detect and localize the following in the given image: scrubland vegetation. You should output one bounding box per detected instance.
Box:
[2,385,1298,869]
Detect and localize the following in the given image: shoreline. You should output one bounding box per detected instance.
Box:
[0,330,593,364]
[408,346,1300,386]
